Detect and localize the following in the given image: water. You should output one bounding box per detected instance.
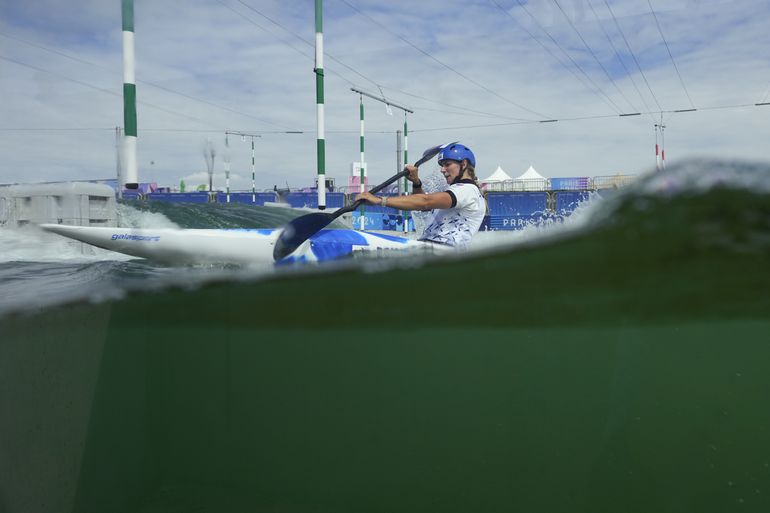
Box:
[0,202,336,314]
[1,159,769,513]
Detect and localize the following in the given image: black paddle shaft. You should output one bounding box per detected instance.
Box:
[337,169,409,217]
[272,143,451,261]
[326,144,444,217]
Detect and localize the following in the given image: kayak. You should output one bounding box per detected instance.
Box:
[39,224,434,265]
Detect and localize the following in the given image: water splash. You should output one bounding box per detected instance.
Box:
[117,202,179,229]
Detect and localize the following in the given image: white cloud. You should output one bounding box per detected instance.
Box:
[1,0,769,189]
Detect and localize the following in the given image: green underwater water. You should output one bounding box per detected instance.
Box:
[2,170,770,512]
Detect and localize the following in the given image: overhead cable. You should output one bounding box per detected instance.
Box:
[0,30,292,131]
[584,0,657,122]
[339,0,549,120]
[378,86,532,122]
[551,0,639,113]
[409,101,758,133]
[227,0,509,121]
[602,0,663,112]
[0,54,217,128]
[489,0,621,115]
[225,1,544,124]
[225,0,378,91]
[647,0,696,109]
[509,0,624,114]
[2,101,765,135]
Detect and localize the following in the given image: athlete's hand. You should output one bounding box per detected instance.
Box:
[404,164,420,184]
[355,191,380,205]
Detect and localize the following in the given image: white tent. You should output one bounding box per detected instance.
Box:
[513,166,549,191]
[481,165,512,184]
[515,165,546,181]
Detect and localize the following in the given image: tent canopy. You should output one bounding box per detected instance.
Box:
[515,165,546,180]
[481,165,512,183]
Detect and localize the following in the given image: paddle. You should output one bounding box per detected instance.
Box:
[273,142,451,261]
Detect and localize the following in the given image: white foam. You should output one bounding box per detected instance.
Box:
[0,225,131,263]
[469,191,607,252]
[0,203,180,263]
[633,159,770,196]
[116,202,180,229]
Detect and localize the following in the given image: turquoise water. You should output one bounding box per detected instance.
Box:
[1,159,769,512]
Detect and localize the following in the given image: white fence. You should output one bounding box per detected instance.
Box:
[482,174,636,192]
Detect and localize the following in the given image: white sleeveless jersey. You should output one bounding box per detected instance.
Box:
[419,181,486,249]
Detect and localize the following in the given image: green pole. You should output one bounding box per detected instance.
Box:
[121,0,138,189]
[315,0,326,209]
[251,137,256,202]
[359,95,366,230]
[224,133,231,203]
[403,114,409,234]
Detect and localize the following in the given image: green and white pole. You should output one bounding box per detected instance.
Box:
[314,0,326,210]
[115,127,123,199]
[348,87,413,230]
[224,133,231,203]
[403,114,409,234]
[251,136,256,202]
[403,115,408,172]
[359,95,366,230]
[121,0,138,189]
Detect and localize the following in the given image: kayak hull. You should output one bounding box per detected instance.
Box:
[40,224,431,265]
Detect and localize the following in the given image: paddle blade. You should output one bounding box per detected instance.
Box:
[414,141,458,168]
[273,212,335,260]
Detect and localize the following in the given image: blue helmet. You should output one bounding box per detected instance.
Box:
[437,143,476,168]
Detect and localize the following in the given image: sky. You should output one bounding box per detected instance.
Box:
[1,0,769,191]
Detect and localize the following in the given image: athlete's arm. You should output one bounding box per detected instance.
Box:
[356,191,453,211]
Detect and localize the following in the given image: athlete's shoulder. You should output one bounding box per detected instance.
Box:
[448,181,480,194]
[449,181,483,198]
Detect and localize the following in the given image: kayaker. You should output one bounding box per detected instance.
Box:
[355,143,486,249]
